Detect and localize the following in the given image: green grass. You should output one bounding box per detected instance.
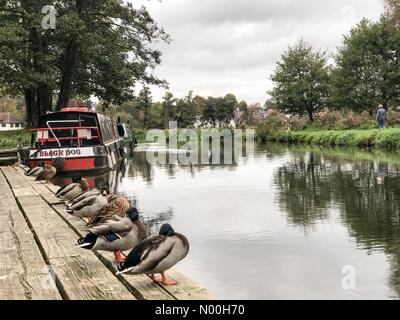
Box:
[0,130,31,149]
[257,128,400,151]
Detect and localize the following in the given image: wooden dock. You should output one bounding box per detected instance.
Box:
[0,165,216,300]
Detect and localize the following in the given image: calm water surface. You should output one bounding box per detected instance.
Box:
[75,143,400,299]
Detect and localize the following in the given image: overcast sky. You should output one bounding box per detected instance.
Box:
[132,0,384,104]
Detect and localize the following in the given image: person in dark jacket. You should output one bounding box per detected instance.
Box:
[376,105,387,129]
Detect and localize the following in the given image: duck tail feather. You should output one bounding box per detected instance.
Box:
[116,266,135,275]
[76,242,92,248]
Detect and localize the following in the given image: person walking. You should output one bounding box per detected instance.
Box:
[376,104,387,129]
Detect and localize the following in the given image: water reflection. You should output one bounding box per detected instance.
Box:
[275,152,332,228]
[128,143,241,185]
[52,159,127,194]
[274,146,400,297]
[274,146,400,252]
[53,143,400,299]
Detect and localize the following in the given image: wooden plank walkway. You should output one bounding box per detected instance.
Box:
[0,171,61,300]
[0,165,216,300]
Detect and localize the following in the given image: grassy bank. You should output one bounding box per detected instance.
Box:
[257,128,400,151]
[0,130,31,149]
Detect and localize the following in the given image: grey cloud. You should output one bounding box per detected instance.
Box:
[133,0,383,104]
[142,0,377,25]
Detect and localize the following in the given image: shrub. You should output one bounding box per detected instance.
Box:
[287,116,309,130]
[314,111,342,129]
[0,130,31,149]
[387,110,400,126]
[342,112,372,129]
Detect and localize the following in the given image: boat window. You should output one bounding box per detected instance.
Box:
[39,113,79,128]
[98,114,117,143]
[34,112,102,149]
[79,115,100,147]
[79,115,97,127]
[117,124,125,137]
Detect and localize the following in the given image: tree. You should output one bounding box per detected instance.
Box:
[219,93,237,125]
[331,17,400,113]
[201,97,219,127]
[0,1,168,127]
[147,101,163,129]
[193,95,206,115]
[200,95,237,127]
[162,92,175,129]
[385,0,400,24]
[135,87,152,129]
[269,40,331,122]
[236,100,249,126]
[174,91,197,127]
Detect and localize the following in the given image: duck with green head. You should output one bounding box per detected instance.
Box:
[76,208,146,263]
[116,223,189,285]
[56,174,89,201]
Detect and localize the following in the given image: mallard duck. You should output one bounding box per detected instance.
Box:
[87,195,130,227]
[76,208,146,263]
[66,193,108,218]
[66,185,110,208]
[67,188,101,207]
[25,161,46,177]
[56,174,89,201]
[35,164,57,182]
[116,224,189,286]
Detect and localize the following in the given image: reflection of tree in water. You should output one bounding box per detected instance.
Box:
[128,148,241,183]
[275,152,333,228]
[332,162,400,252]
[128,151,153,183]
[274,150,400,297]
[142,208,174,236]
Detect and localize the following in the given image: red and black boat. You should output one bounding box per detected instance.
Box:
[28,107,125,172]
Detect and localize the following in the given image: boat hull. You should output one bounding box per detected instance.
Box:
[28,143,124,172]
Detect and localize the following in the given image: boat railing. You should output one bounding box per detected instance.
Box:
[31,126,103,148]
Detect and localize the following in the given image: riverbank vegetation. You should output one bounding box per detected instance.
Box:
[259,128,400,150]
[0,130,30,149]
[256,109,400,150]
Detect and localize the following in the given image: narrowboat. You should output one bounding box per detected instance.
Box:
[117,120,137,151]
[28,107,125,172]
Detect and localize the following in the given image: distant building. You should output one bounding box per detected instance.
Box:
[0,112,24,131]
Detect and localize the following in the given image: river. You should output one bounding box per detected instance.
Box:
[57,142,400,299]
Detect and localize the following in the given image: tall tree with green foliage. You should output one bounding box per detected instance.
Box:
[201,97,219,127]
[162,92,175,129]
[200,94,237,127]
[147,101,163,128]
[175,91,197,127]
[0,0,168,127]
[193,95,206,115]
[219,93,237,124]
[136,87,152,129]
[331,17,400,113]
[270,40,331,122]
[237,100,249,126]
